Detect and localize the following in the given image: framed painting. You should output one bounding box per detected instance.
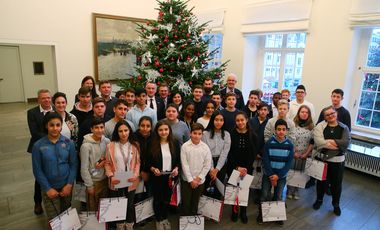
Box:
[93,13,146,82]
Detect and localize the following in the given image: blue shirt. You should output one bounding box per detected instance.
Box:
[32,135,78,192]
[262,135,294,178]
[126,105,157,129]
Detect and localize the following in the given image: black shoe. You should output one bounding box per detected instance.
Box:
[231,212,238,222]
[256,214,263,225]
[305,179,315,189]
[313,200,323,210]
[240,213,248,224]
[34,203,43,215]
[333,206,341,216]
[277,221,284,226]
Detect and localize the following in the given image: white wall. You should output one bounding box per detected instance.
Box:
[0,0,158,106]
[190,0,358,116]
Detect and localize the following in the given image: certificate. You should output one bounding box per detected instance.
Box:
[114,171,134,189]
[135,197,154,223]
[227,170,254,189]
[98,197,128,223]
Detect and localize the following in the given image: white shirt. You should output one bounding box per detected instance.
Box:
[196,117,210,129]
[61,120,71,139]
[114,142,132,172]
[161,143,172,172]
[180,140,212,184]
[147,97,157,111]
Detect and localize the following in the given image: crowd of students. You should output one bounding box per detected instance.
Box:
[27,73,351,229]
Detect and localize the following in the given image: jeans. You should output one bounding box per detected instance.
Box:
[260,175,286,202]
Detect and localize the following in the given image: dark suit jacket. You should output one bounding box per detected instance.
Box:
[148,96,165,120]
[146,140,181,173]
[220,87,245,110]
[27,106,45,153]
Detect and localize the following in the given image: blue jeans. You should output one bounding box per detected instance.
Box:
[260,175,286,202]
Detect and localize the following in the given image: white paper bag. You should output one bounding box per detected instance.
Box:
[49,207,81,230]
[197,196,223,222]
[79,212,106,230]
[305,158,327,181]
[135,197,154,223]
[261,201,287,222]
[179,216,204,230]
[135,180,145,194]
[224,185,249,207]
[73,182,87,202]
[227,170,254,189]
[98,197,128,223]
[286,169,310,188]
[251,160,263,189]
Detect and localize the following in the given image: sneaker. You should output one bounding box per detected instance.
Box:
[34,203,43,215]
[162,219,171,230]
[277,220,284,226]
[313,200,323,210]
[256,214,263,225]
[231,212,238,222]
[155,221,164,230]
[293,190,300,200]
[116,223,126,230]
[287,193,293,199]
[333,206,341,216]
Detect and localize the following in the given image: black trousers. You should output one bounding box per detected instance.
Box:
[181,178,205,216]
[108,187,136,226]
[34,180,42,204]
[316,161,344,207]
[152,175,172,221]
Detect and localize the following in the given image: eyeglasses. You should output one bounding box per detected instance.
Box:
[295,91,305,94]
[324,111,336,117]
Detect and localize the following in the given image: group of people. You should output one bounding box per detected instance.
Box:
[27,73,351,229]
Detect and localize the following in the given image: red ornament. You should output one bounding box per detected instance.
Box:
[186,33,190,38]
[146,22,150,26]
[144,62,149,66]
[187,56,191,61]
[181,45,185,49]
[196,52,200,56]
[202,60,207,64]
[159,68,164,73]
[137,75,142,80]
[171,57,175,61]
[165,35,169,39]
[189,81,192,85]
[157,81,161,85]
[169,69,173,73]
[159,11,164,17]
[154,61,160,67]
[174,35,178,39]
[164,39,168,43]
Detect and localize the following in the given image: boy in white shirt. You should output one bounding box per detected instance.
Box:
[181,123,212,215]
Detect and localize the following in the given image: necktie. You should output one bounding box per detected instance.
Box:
[150,98,154,109]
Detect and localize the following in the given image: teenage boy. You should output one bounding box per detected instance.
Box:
[80,117,110,211]
[27,89,53,215]
[212,92,224,111]
[250,103,270,157]
[281,89,291,102]
[191,85,205,119]
[288,85,315,120]
[126,88,157,129]
[181,123,212,215]
[264,99,295,143]
[317,88,351,130]
[99,80,117,119]
[104,99,135,139]
[221,92,240,133]
[257,119,294,226]
[269,92,281,118]
[71,87,93,126]
[125,88,136,111]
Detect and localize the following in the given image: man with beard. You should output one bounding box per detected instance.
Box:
[201,77,214,102]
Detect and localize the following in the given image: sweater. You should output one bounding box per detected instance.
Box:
[201,130,231,170]
[262,136,294,178]
[164,119,190,145]
[32,135,78,192]
[80,134,110,189]
[264,116,296,143]
[317,106,351,131]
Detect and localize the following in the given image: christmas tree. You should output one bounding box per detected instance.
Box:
[118,0,228,97]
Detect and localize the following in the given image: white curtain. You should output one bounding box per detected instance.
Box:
[350,0,380,27]
[240,0,313,34]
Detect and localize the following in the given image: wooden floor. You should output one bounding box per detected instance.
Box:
[0,102,379,230]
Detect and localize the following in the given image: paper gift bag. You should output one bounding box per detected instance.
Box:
[224,185,249,207]
[251,160,263,189]
[49,207,81,230]
[197,195,223,222]
[179,215,204,230]
[73,182,87,203]
[305,158,327,181]
[286,169,310,188]
[170,180,181,206]
[79,212,106,230]
[135,197,154,223]
[98,197,128,223]
[261,201,287,222]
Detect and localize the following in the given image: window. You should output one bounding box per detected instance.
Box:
[202,32,223,69]
[260,33,306,103]
[355,29,380,130]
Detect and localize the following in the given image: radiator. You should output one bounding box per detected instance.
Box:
[345,140,380,178]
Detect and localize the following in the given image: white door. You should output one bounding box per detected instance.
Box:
[0,46,24,103]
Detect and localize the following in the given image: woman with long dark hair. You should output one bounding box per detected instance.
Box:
[147,120,180,230]
[105,120,140,230]
[75,76,98,103]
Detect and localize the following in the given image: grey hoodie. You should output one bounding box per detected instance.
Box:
[80,134,110,189]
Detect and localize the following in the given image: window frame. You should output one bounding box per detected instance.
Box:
[201,31,224,70]
[256,32,306,103]
[351,28,380,135]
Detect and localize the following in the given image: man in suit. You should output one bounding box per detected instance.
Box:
[158,82,171,108]
[98,80,117,120]
[220,73,245,110]
[27,89,53,215]
[145,82,165,120]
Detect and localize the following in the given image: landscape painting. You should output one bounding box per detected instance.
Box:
[93,13,145,81]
